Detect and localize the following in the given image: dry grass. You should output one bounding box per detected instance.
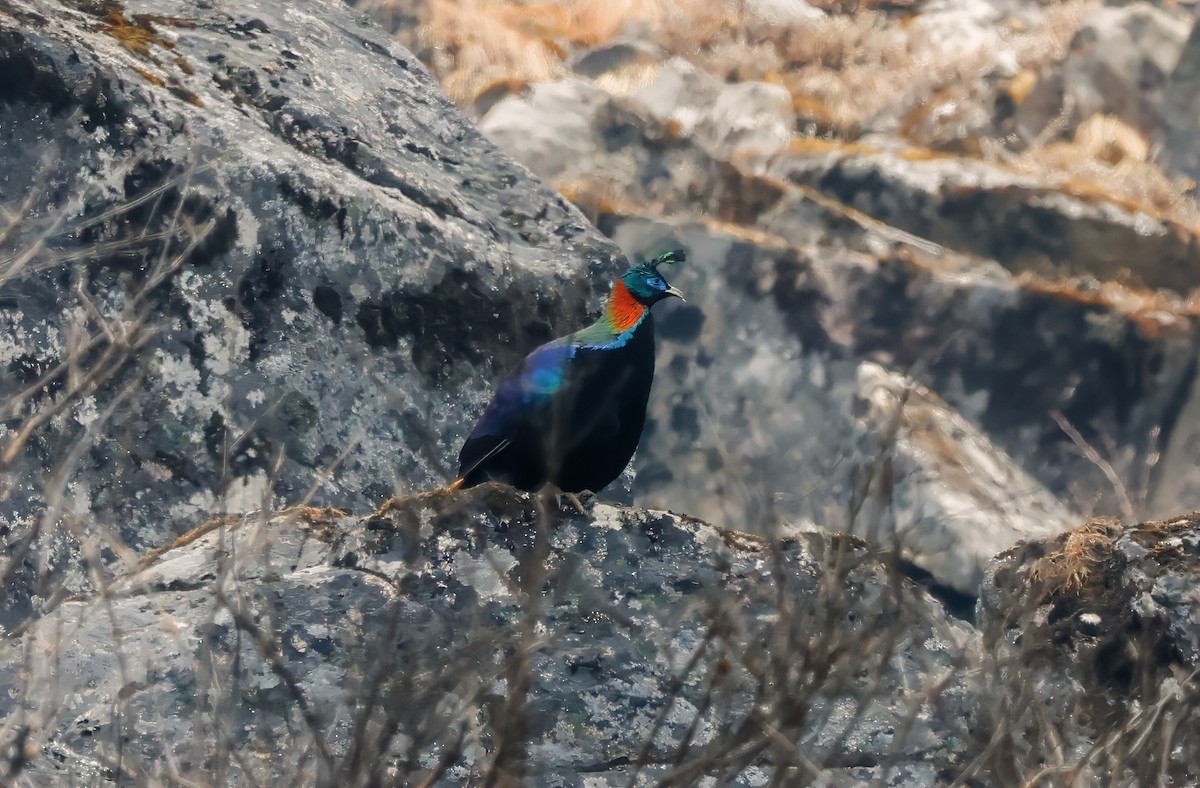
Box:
[360,0,673,103]
[1019,273,1200,340]
[1026,517,1122,592]
[368,0,1200,236]
[386,0,1089,135]
[1002,113,1200,232]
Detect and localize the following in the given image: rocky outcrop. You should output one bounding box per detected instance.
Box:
[977,513,1200,784]
[763,145,1200,293]
[599,205,1197,537]
[8,489,1198,785]
[0,0,626,627]
[459,56,1200,533]
[1022,2,1191,141]
[1163,15,1200,182]
[2,491,978,785]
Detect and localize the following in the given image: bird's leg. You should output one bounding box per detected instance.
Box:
[558,489,597,514]
[560,492,586,514]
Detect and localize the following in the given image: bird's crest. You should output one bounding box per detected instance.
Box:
[646,249,685,273]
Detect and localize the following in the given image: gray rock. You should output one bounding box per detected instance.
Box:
[1,491,978,784]
[851,362,1076,596]
[1021,1,1191,145]
[460,59,1200,533]
[0,0,625,627]
[1162,14,1200,181]
[632,57,724,138]
[909,0,1026,76]
[570,40,664,82]
[1061,3,1190,136]
[603,208,1196,544]
[478,79,614,183]
[699,81,796,160]
[976,513,1200,784]
[742,0,824,25]
[764,145,1200,294]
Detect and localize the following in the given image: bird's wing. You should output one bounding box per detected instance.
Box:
[457,340,577,477]
[517,339,577,404]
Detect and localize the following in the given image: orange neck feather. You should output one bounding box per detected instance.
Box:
[607,280,646,333]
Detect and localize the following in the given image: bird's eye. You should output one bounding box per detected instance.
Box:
[649,276,664,288]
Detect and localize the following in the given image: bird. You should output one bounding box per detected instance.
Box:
[452,250,686,496]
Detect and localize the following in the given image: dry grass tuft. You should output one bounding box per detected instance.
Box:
[389,0,672,103]
[1020,274,1200,340]
[554,174,647,220]
[1004,114,1200,232]
[1026,517,1122,593]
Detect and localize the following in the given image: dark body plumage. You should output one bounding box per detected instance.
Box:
[456,251,685,494]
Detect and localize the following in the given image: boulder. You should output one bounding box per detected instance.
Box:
[631,57,724,138]
[0,0,624,627]
[742,0,824,26]
[976,514,1200,784]
[851,362,1076,598]
[1162,15,1200,181]
[466,69,1200,534]
[1,490,978,784]
[1017,3,1191,143]
[699,80,796,160]
[602,210,1197,545]
[478,79,616,183]
[764,145,1200,294]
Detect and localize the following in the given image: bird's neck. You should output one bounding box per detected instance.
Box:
[575,280,649,349]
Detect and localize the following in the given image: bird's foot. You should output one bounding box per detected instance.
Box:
[557,490,595,514]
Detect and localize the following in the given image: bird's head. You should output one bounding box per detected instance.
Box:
[620,249,685,305]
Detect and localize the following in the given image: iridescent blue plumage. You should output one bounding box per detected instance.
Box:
[456,250,685,493]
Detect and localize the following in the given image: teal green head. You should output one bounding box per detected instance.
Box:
[619,249,685,306]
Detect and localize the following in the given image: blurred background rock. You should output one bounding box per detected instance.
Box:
[356,0,1200,536]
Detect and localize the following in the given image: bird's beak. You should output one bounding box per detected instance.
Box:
[664,286,685,302]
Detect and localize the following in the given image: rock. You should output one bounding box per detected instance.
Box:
[464,65,1200,533]
[699,81,796,159]
[1162,15,1200,181]
[600,205,1197,542]
[1060,2,1189,137]
[1068,3,1189,130]
[764,144,1200,294]
[851,362,1076,598]
[976,514,1200,784]
[478,79,615,183]
[909,0,1023,74]
[1,491,978,784]
[742,0,824,26]
[0,0,627,629]
[632,57,724,137]
[569,40,663,83]
[482,67,795,178]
